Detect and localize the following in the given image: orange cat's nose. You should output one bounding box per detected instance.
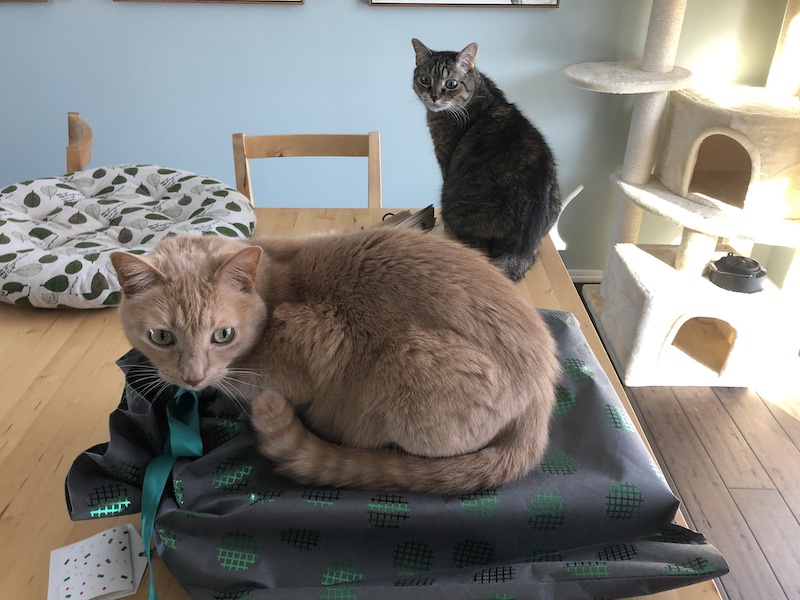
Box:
[182,376,204,388]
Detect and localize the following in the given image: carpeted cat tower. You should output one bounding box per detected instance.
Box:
[564,0,800,387]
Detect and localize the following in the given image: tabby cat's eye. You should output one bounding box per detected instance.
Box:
[212,327,236,344]
[444,78,458,90]
[418,74,432,86]
[149,329,175,346]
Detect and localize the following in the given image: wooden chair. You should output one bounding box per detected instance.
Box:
[67,112,93,172]
[231,132,382,208]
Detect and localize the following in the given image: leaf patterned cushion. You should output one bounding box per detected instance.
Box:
[0,165,256,309]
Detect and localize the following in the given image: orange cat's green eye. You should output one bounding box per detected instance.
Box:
[148,329,174,346]
[444,78,458,90]
[212,327,235,344]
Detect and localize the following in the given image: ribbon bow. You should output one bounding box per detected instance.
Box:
[140,388,203,600]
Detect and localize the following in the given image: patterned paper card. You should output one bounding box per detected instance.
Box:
[48,524,147,600]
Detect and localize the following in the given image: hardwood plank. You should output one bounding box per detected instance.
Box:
[760,391,800,454]
[673,386,775,490]
[731,488,800,600]
[716,387,800,519]
[630,386,785,600]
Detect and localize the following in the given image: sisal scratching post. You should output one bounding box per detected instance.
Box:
[600,0,688,298]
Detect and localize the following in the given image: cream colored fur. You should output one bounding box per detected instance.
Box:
[110,228,559,495]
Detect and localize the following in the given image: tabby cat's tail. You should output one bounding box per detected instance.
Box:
[251,389,550,496]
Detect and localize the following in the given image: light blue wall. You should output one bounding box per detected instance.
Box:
[0,0,784,271]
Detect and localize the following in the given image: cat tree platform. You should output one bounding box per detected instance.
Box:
[584,243,800,387]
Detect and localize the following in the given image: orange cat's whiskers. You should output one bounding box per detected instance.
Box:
[213,378,251,417]
[126,364,172,400]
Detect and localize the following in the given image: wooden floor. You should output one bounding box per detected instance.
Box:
[623,384,800,600]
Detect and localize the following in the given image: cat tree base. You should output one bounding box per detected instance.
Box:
[582,243,800,388]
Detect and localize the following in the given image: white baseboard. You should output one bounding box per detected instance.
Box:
[568,269,603,284]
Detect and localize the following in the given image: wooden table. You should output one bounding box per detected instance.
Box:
[0,208,721,599]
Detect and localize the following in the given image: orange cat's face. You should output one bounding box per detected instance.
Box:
[110,236,267,392]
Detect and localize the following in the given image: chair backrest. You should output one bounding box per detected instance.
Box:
[231,132,382,209]
[67,112,93,172]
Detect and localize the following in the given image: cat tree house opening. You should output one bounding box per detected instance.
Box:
[688,134,751,210]
[670,316,736,376]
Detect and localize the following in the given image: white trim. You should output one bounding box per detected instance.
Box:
[568,269,603,283]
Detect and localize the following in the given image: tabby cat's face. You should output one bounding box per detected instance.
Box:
[412,39,479,113]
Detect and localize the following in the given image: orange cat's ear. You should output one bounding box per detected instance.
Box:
[110,252,165,296]
[215,246,263,292]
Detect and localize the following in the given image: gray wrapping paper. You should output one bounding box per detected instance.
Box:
[66,310,728,599]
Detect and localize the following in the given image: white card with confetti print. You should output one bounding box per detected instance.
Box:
[48,524,147,600]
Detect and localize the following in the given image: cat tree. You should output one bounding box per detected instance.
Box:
[564,0,800,387]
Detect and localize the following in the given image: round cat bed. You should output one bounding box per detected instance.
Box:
[0,165,256,308]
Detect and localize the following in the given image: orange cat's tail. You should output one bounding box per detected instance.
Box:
[250,389,550,496]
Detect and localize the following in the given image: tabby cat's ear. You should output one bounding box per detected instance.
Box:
[411,38,432,66]
[456,43,478,73]
[110,252,165,296]
[215,246,263,292]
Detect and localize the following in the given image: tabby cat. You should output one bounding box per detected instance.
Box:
[412,38,562,281]
[110,228,559,495]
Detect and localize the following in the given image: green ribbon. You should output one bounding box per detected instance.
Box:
[140,388,203,600]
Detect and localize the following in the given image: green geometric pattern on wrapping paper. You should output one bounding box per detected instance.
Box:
[606,483,644,520]
[216,532,258,571]
[648,527,693,544]
[459,489,499,516]
[214,592,251,600]
[650,457,667,482]
[248,490,282,505]
[320,588,358,600]
[395,578,435,586]
[393,541,433,575]
[526,549,562,562]
[280,528,320,551]
[321,561,363,586]
[304,488,342,507]
[212,457,253,491]
[106,460,142,484]
[155,523,178,550]
[173,478,185,506]
[564,562,611,579]
[546,311,573,325]
[212,417,241,447]
[552,385,576,416]
[597,543,637,561]
[88,484,132,518]
[540,452,577,475]
[528,493,566,529]
[452,539,493,568]
[562,357,594,381]
[603,405,635,431]
[665,557,717,576]
[474,565,515,583]
[367,494,410,529]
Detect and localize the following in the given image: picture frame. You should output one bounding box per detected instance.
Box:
[369,0,557,6]
[114,0,302,4]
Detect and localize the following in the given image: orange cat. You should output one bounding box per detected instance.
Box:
[110,228,559,495]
